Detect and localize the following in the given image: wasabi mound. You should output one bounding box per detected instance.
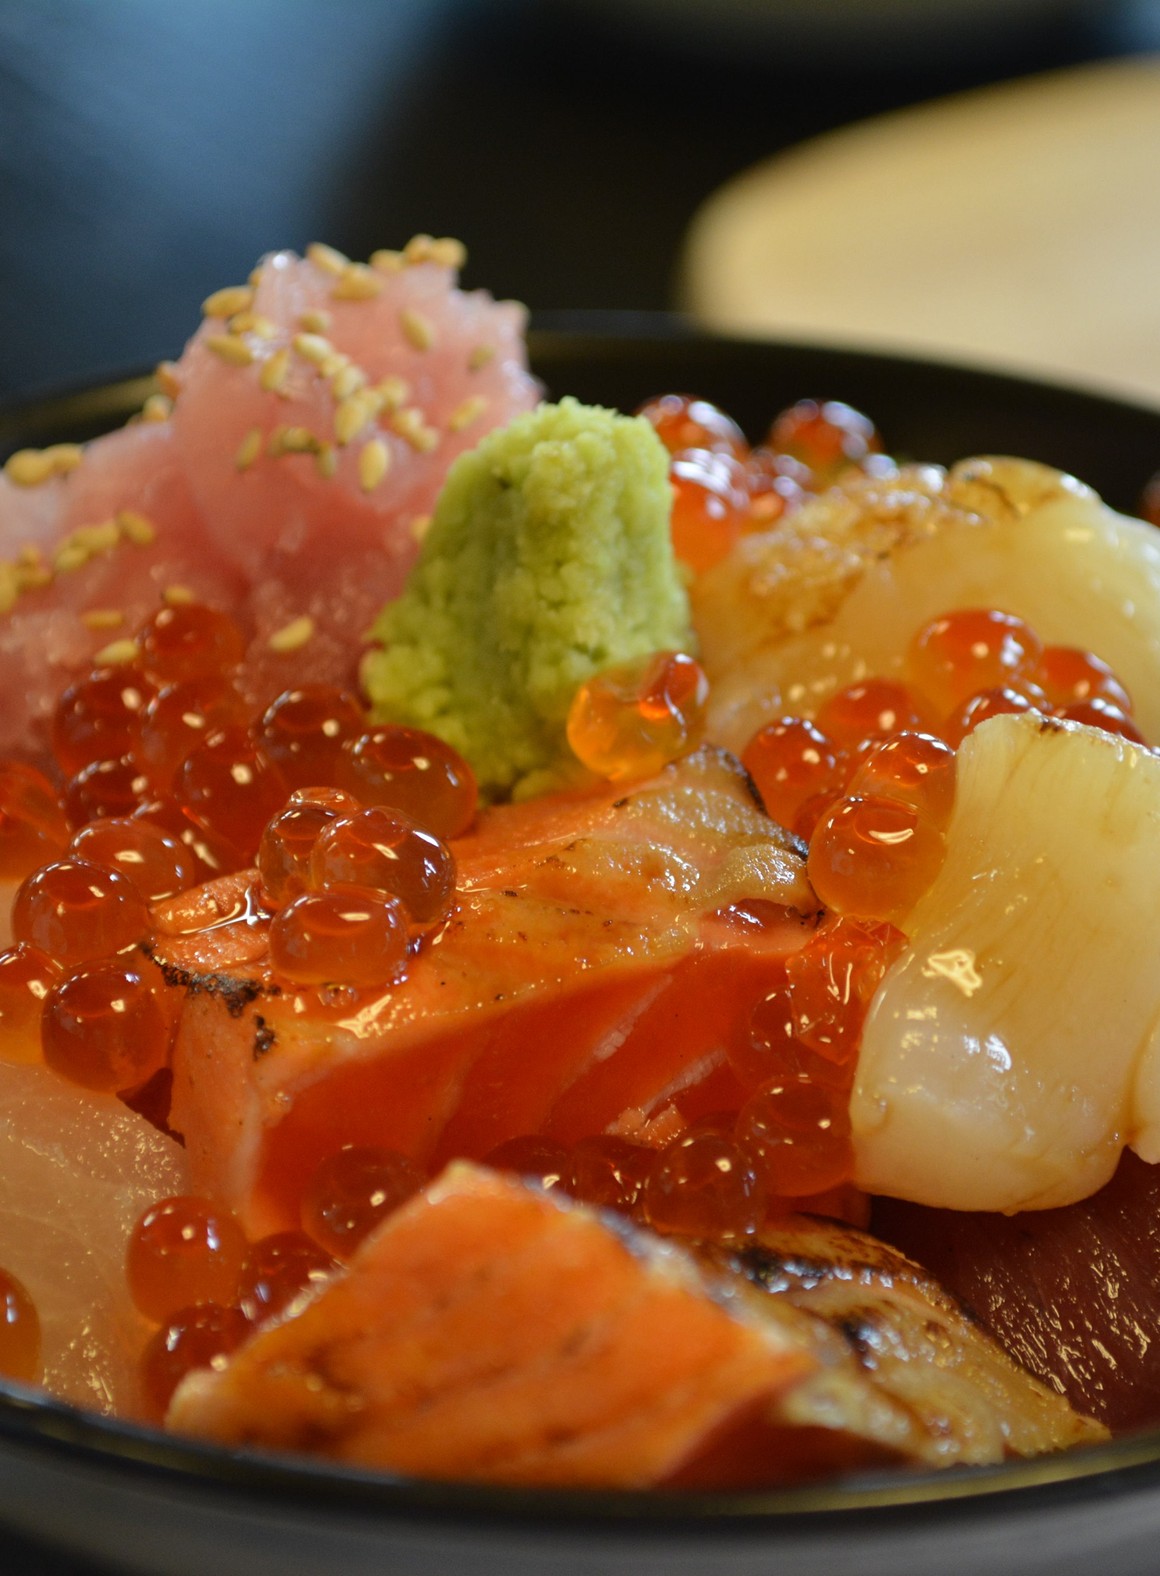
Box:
[362,397,692,797]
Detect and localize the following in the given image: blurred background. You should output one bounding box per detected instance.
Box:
[1,0,1159,401]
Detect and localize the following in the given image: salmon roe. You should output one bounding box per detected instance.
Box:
[268,886,409,988]
[0,1268,41,1383]
[640,1130,766,1242]
[257,797,349,908]
[566,650,709,782]
[126,1197,248,1323]
[12,858,152,964]
[668,450,752,574]
[0,765,69,884]
[636,393,749,459]
[41,960,173,1092]
[135,678,250,790]
[140,1303,251,1421]
[255,685,365,789]
[766,399,882,487]
[137,603,247,684]
[310,807,456,925]
[51,667,156,778]
[339,726,477,839]
[0,943,60,1064]
[741,717,843,831]
[236,1232,337,1325]
[300,1146,422,1259]
[69,817,197,905]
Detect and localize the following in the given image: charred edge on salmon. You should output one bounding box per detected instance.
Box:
[253,1015,276,1060]
[836,1309,888,1364]
[141,946,270,1019]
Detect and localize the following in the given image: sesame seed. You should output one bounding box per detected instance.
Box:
[331,263,383,301]
[248,266,264,287]
[82,609,125,631]
[235,427,264,471]
[0,568,17,615]
[54,544,89,575]
[229,311,277,340]
[409,513,432,543]
[92,638,140,667]
[467,344,496,371]
[16,545,42,568]
[319,352,349,379]
[330,363,367,400]
[116,509,157,546]
[141,394,173,423]
[43,444,84,476]
[73,520,120,554]
[399,308,436,351]
[203,285,254,319]
[163,584,195,605]
[370,249,404,274]
[403,234,436,264]
[206,334,254,368]
[293,332,335,366]
[15,562,51,593]
[448,394,489,432]
[298,308,332,333]
[315,443,337,481]
[334,393,373,447]
[390,407,438,453]
[267,615,315,653]
[268,425,319,457]
[4,450,55,487]
[307,242,348,276]
[259,346,291,395]
[156,361,181,399]
[358,437,390,492]
[375,375,409,412]
[428,237,467,269]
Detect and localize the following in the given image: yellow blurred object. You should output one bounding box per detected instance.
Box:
[682,58,1160,405]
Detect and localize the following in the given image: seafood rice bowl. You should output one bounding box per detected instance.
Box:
[3,239,1160,1575]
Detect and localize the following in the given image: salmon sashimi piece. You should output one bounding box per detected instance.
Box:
[157,747,818,1235]
[874,1149,1160,1433]
[708,1216,1104,1465]
[168,246,540,698]
[164,1163,842,1487]
[0,420,240,757]
[167,1164,1101,1487]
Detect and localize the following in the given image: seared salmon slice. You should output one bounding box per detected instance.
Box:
[708,1216,1104,1465]
[155,747,818,1235]
[167,1165,1102,1487]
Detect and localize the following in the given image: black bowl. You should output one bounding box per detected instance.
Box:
[4,320,1160,1576]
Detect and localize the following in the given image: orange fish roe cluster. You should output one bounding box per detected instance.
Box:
[0,589,478,1098]
[744,606,1144,931]
[636,392,887,574]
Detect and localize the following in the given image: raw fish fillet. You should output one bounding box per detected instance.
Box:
[169,247,540,699]
[0,1061,189,1414]
[157,747,817,1235]
[167,1164,1101,1486]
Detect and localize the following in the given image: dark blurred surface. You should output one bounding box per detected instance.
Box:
[1,0,1159,401]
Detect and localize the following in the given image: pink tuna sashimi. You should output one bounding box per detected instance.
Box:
[168,243,541,696]
[0,419,241,758]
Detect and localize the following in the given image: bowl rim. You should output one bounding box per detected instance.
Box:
[4,317,1160,1535]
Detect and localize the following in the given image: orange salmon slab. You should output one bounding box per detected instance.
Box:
[156,748,818,1235]
[166,1163,821,1487]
